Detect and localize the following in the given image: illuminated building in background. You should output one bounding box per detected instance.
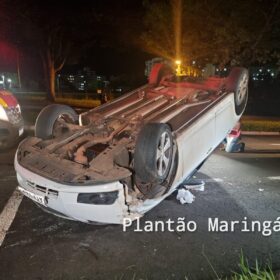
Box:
[0,73,18,89]
[250,67,278,82]
[57,67,111,93]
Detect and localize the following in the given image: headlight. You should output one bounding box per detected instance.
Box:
[77,191,119,205]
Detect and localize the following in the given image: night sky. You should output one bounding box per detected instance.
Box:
[1,0,280,87]
[0,0,151,83]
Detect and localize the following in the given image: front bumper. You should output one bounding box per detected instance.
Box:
[15,157,132,224]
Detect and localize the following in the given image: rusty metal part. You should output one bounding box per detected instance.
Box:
[46,127,91,153]
[73,120,131,165]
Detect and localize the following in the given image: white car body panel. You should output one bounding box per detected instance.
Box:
[15,160,134,224]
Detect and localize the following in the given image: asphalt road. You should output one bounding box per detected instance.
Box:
[0,136,279,280]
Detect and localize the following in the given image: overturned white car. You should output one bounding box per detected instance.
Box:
[15,64,249,224]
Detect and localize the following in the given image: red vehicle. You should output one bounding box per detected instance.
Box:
[0,90,24,149]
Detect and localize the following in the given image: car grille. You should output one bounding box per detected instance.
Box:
[6,106,22,124]
[26,180,59,198]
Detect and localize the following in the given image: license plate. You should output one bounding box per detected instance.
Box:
[19,127,24,136]
[18,186,46,206]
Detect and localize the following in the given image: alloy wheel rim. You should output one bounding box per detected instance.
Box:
[236,74,248,105]
[156,131,172,177]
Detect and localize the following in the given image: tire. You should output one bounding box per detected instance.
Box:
[148,63,174,86]
[225,67,249,115]
[35,104,78,140]
[134,123,174,184]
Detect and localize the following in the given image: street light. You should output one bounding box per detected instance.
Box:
[175,59,182,76]
[175,60,181,65]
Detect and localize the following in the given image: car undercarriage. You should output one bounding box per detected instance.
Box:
[17,80,225,187]
[15,64,249,223]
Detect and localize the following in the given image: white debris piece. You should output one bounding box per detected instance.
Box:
[176,189,195,204]
[258,188,264,192]
[184,180,205,192]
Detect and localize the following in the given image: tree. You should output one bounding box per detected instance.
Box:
[0,0,98,100]
[140,0,280,67]
[39,25,72,101]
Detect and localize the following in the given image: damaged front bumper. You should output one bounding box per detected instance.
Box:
[15,157,141,224]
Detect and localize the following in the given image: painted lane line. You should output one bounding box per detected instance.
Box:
[0,189,23,246]
[267,176,280,181]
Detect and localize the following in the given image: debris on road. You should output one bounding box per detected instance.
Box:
[184,180,205,192]
[176,180,206,204]
[176,189,195,204]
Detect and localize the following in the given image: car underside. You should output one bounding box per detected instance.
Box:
[15,64,249,223]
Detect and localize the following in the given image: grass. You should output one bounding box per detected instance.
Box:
[54,97,100,108]
[14,92,101,108]
[17,95,46,101]
[241,120,280,132]
[202,246,277,280]
[230,253,276,280]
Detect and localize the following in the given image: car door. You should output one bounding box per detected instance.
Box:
[175,109,216,180]
[215,94,237,147]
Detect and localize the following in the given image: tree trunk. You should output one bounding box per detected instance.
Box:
[48,63,56,101]
[41,42,66,101]
[41,50,56,102]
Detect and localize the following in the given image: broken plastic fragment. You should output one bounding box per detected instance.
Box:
[176,189,195,204]
[184,180,205,192]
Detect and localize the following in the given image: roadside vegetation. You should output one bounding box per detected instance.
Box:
[202,248,277,280]
[54,97,100,108]
[229,254,276,280]
[16,93,101,108]
[241,120,280,132]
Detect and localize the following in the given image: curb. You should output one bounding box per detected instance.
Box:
[241,131,280,136]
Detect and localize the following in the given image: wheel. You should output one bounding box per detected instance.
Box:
[35,104,78,140]
[225,67,249,115]
[134,123,174,184]
[148,63,174,86]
